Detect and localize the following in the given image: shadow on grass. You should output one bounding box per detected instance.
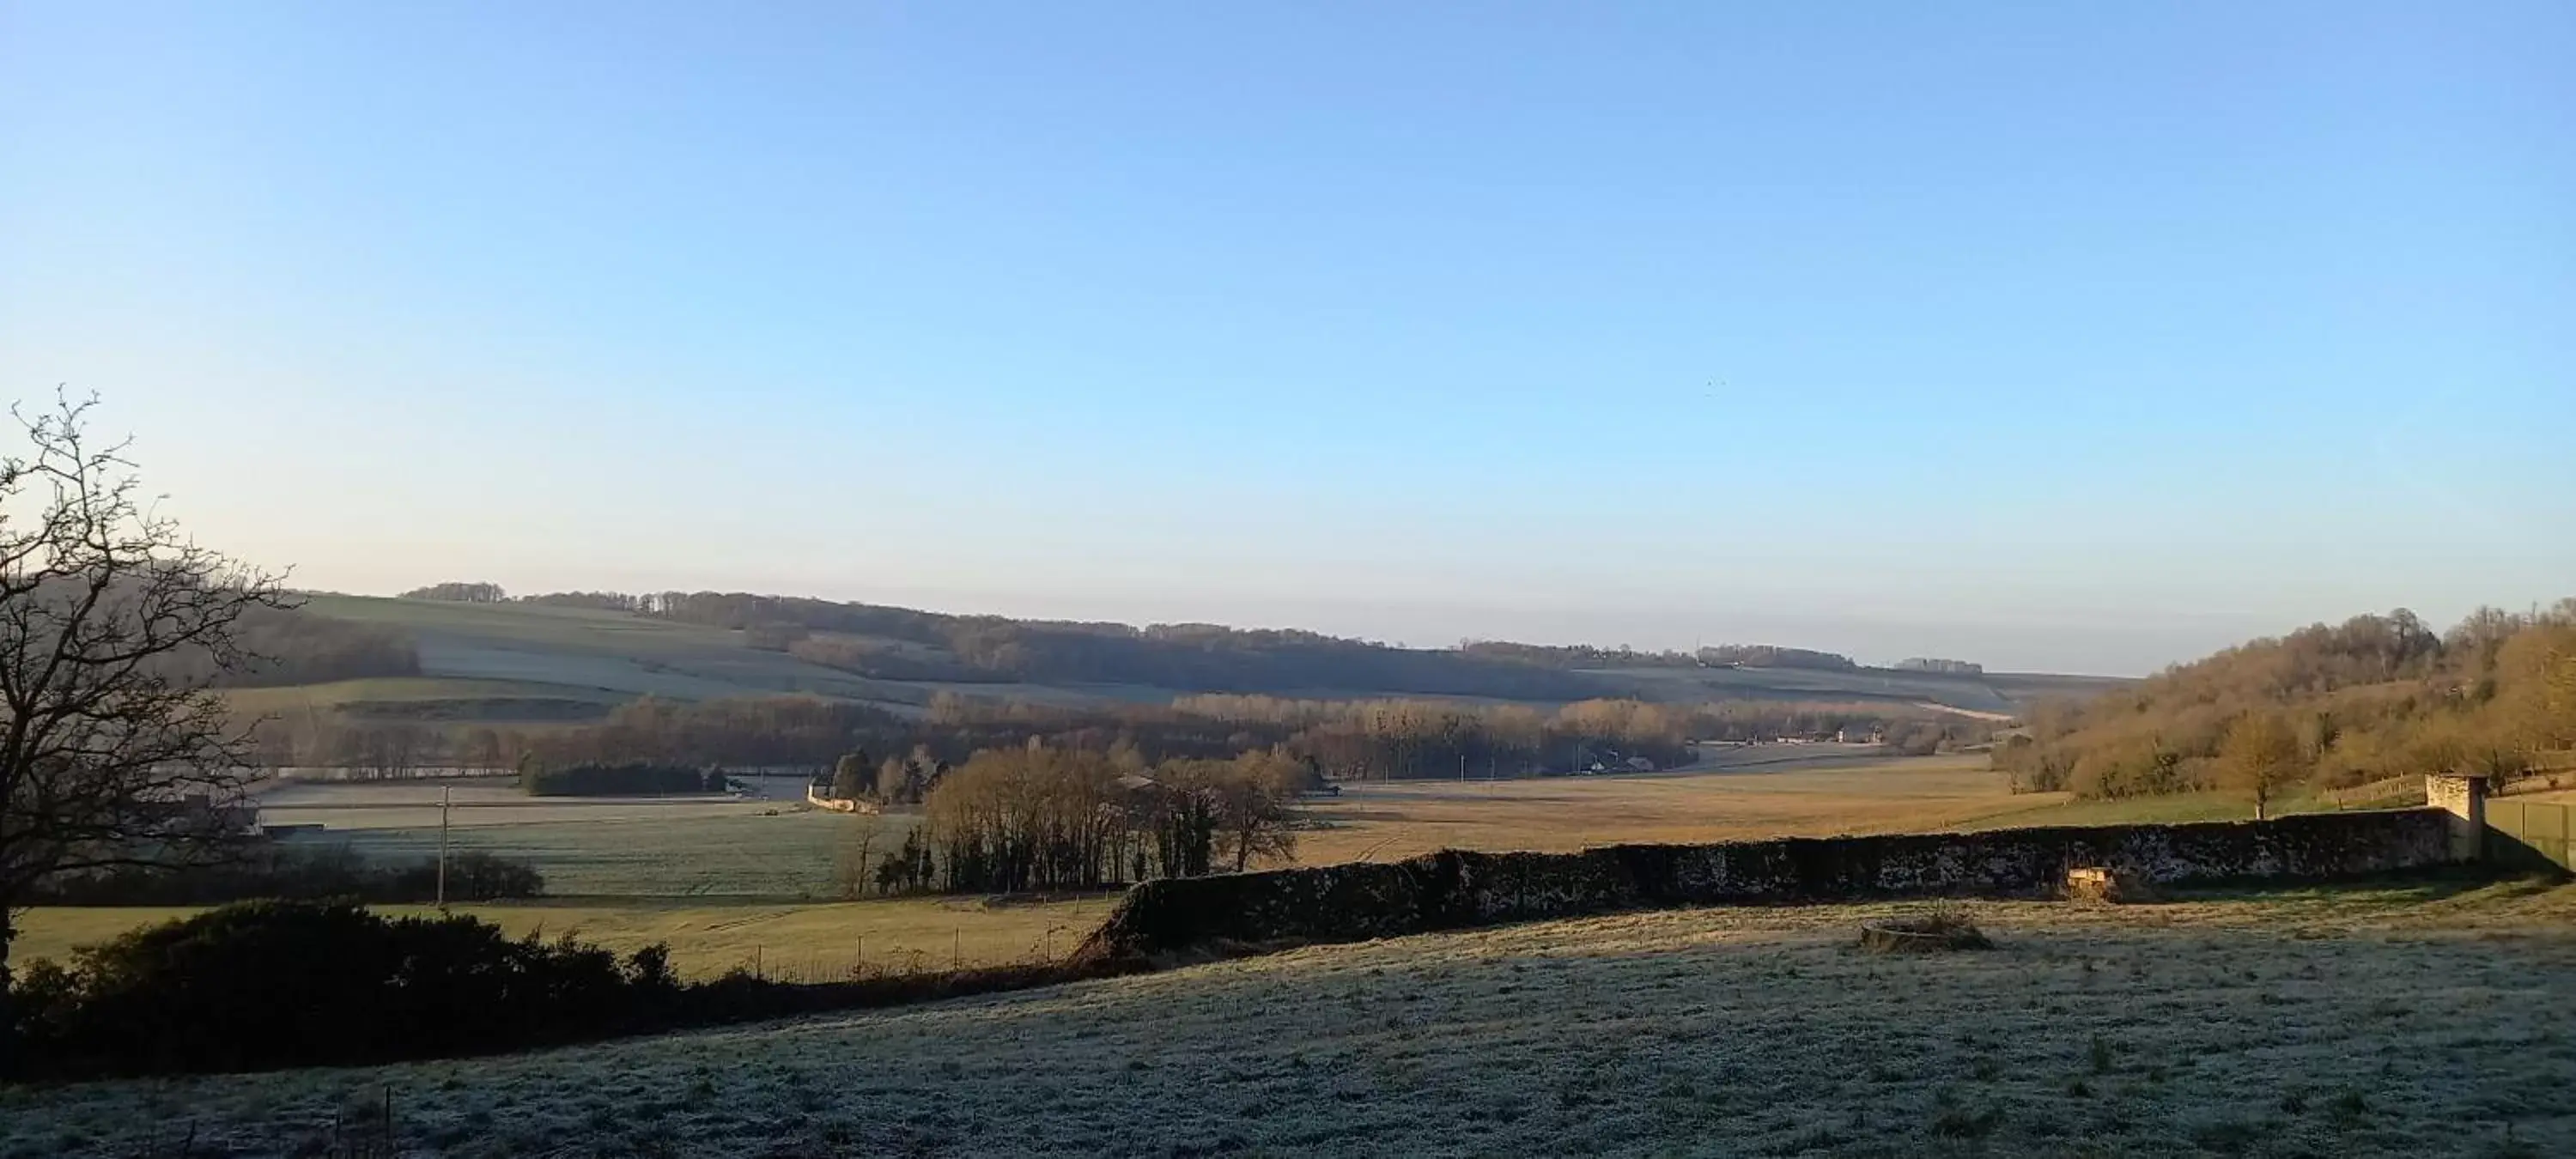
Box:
[2150,866,2566,908]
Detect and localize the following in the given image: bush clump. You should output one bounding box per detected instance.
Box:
[10,901,673,1078]
[6,900,1148,1082]
[26,845,544,906]
[521,762,727,797]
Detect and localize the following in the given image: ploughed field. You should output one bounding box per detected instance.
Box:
[8,878,2570,1157]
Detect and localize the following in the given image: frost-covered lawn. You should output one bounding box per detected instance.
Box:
[8,879,2573,1157]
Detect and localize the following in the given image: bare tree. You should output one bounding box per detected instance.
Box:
[2218,712,2301,822]
[354,722,428,780]
[0,393,289,1070]
[1207,750,1303,872]
[833,811,887,900]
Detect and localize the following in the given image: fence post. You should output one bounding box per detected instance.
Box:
[953,926,961,969]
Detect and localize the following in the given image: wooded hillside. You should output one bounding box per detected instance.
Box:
[1996,602,2576,801]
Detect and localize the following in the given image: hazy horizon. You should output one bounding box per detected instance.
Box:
[6,3,2570,678]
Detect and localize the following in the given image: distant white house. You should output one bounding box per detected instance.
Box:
[805,782,879,814]
[1837,725,1885,745]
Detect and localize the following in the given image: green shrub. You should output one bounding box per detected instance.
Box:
[27,845,544,905]
[521,762,725,796]
[5,899,1147,1082]
[11,901,667,1078]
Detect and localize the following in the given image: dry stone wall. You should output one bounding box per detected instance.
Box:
[1080,808,2456,959]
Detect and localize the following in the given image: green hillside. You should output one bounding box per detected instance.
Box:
[271,592,2122,722]
[297,594,925,707]
[1579,663,2102,717]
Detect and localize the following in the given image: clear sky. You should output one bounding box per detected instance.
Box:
[3,3,2569,675]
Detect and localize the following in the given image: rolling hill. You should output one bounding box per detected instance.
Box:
[258,592,2126,725]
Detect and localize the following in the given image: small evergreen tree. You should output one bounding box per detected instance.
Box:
[831,750,872,801]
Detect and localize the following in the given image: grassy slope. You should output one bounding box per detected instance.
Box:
[1957,789,2312,829]
[9,878,2569,1157]
[1583,663,2120,715]
[289,810,882,897]
[222,677,629,725]
[1954,777,2445,829]
[12,895,1105,984]
[299,594,920,708]
[1984,670,2137,701]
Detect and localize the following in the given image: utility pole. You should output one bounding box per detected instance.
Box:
[435,785,452,908]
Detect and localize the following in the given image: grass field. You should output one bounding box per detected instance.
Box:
[222,677,628,725]
[248,757,2335,895]
[246,755,2030,896]
[8,877,2568,1157]
[243,774,899,896]
[1296,755,2029,865]
[11,895,1105,984]
[256,774,820,829]
[291,810,892,897]
[299,594,917,707]
[1958,788,2330,830]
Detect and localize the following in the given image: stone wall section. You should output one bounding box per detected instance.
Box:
[1078,807,2460,960]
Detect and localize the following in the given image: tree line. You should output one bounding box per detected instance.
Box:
[1454,641,1899,674]
[1693,645,1859,671]
[1995,604,2576,805]
[389,581,2006,697]
[392,584,1607,699]
[397,581,507,604]
[245,686,1986,785]
[1895,657,1984,675]
[909,745,1305,894]
[521,762,729,797]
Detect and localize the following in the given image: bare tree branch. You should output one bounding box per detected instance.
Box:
[0,391,292,1067]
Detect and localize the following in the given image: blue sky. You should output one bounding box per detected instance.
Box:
[3,3,2569,674]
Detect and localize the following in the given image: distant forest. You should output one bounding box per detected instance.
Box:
[250,690,1978,783]
[1456,641,1863,671]
[1895,658,1984,675]
[1996,602,2576,802]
